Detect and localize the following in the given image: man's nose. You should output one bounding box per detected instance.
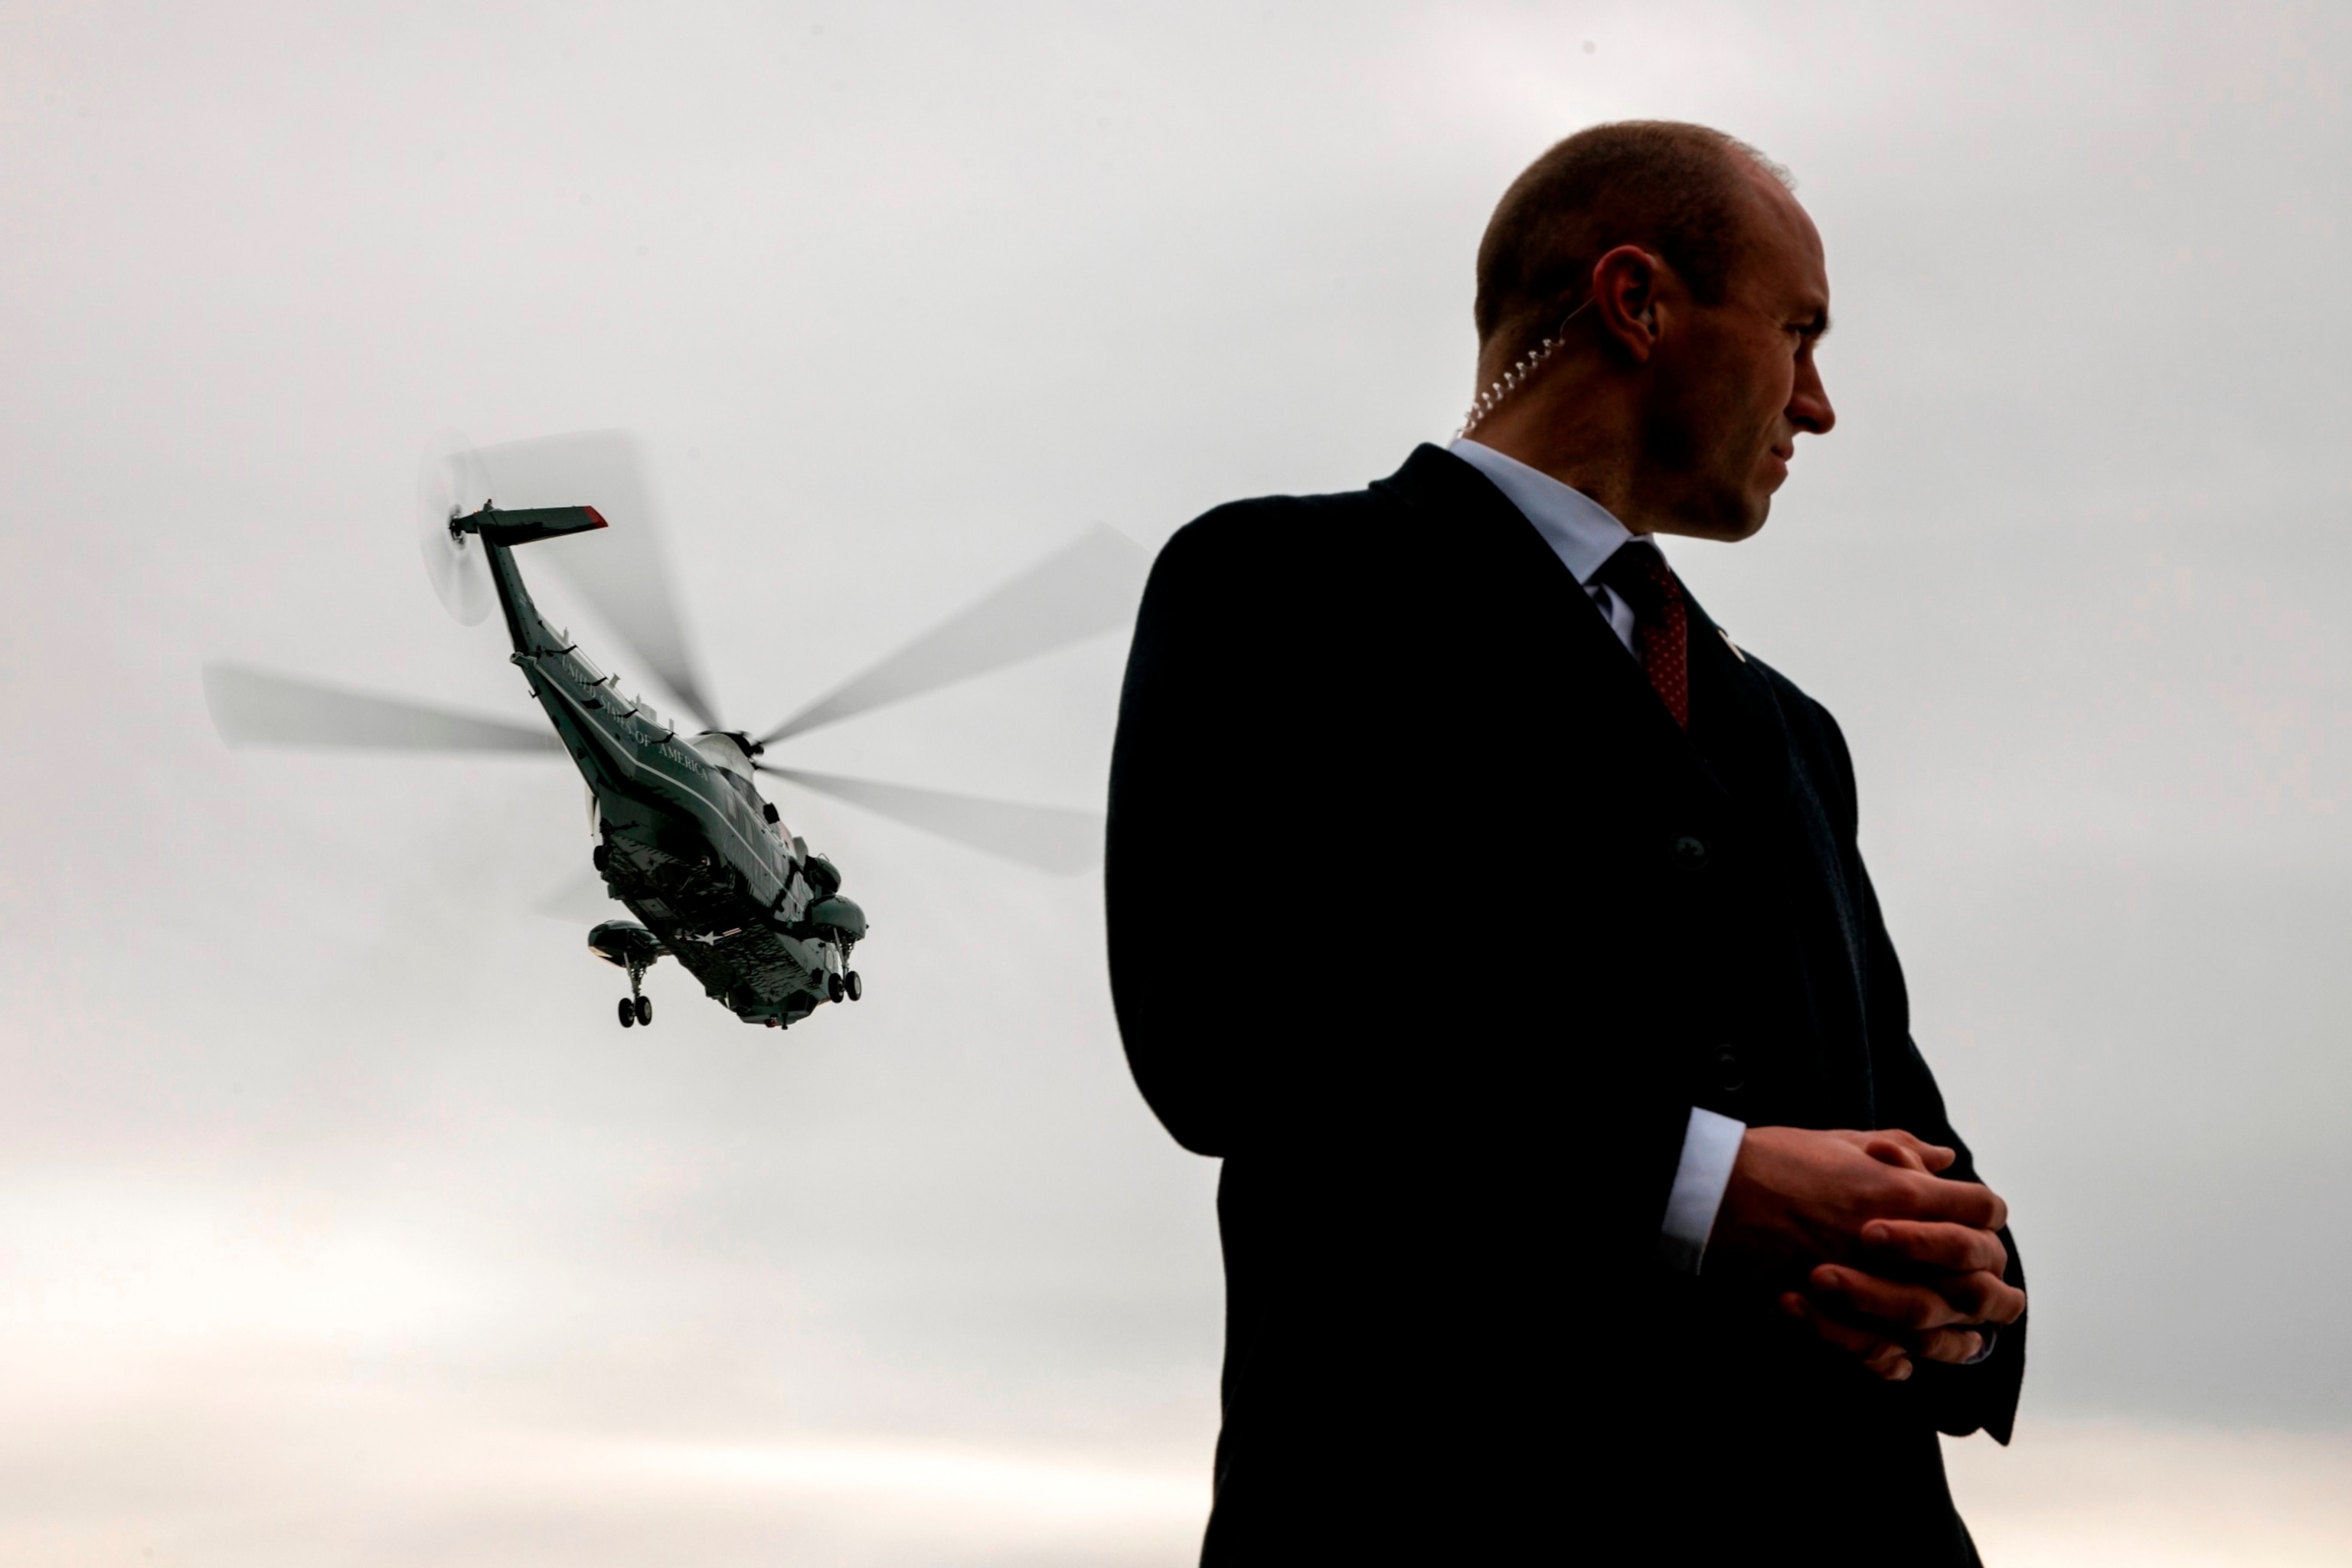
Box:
[1791,363,1836,435]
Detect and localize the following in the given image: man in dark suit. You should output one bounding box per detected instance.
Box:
[1106,121,2027,1563]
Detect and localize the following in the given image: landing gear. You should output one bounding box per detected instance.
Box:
[844,971,862,1001]
[827,972,846,1003]
[617,958,652,1028]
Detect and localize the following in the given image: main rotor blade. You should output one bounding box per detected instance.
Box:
[536,868,623,923]
[204,663,563,754]
[754,525,1150,746]
[471,430,723,731]
[758,766,1103,875]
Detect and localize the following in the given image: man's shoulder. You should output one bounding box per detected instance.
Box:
[1159,474,1412,579]
[1730,643,1861,811]
[1740,647,1825,723]
[1152,444,1512,599]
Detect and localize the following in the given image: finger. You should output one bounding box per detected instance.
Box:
[1914,1327,1987,1366]
[1782,1292,1914,1380]
[1831,1266,2027,1329]
[1870,1267,2027,1328]
[1863,1130,1956,1174]
[1890,1174,2009,1233]
[1948,1274,2028,1327]
[1861,1138,1929,1172]
[1859,1220,2010,1276]
[1781,1292,1913,1381]
[1869,1266,2025,1326]
[1808,1264,1971,1331]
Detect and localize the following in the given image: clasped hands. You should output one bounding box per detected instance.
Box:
[1711,1126,2026,1382]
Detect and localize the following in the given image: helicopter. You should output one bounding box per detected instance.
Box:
[204,430,1147,1031]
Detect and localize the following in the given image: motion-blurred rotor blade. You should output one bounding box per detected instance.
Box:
[758,766,1103,875]
[536,868,622,923]
[754,525,1150,746]
[204,663,562,754]
[472,430,723,731]
[416,430,496,625]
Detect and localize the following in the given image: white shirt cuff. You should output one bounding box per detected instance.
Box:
[1658,1108,1746,1274]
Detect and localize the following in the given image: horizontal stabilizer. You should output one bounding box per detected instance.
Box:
[472,430,723,733]
[470,505,610,547]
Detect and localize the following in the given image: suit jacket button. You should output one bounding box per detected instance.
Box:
[1711,1046,1747,1092]
[1671,834,1709,869]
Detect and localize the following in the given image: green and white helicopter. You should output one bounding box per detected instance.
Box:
[205,432,1144,1032]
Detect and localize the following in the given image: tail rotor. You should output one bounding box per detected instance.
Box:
[415,430,496,626]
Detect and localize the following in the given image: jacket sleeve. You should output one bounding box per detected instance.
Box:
[1110,491,1712,1265]
[1820,703,2028,1442]
[1106,511,1302,1158]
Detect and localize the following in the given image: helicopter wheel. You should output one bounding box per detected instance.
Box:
[844,971,862,1001]
[618,997,636,1028]
[827,972,846,1004]
[635,995,652,1027]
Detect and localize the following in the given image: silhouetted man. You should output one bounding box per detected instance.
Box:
[1106,122,2027,1563]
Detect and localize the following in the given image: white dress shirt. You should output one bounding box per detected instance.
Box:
[1450,438,1746,1275]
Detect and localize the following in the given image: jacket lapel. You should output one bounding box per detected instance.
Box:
[1377,446,1730,805]
[1684,590,1873,1121]
[1381,444,1873,1121]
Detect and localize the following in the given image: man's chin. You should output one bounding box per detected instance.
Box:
[1728,496,1772,541]
[1720,486,1775,541]
[1655,496,1770,544]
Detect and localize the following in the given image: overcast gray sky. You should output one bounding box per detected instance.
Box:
[4,2,2351,1561]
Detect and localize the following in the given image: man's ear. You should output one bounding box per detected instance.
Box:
[1590,244,1666,364]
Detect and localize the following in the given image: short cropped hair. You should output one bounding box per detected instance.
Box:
[1473,121,1792,358]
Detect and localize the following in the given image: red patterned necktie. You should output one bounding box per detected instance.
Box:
[1595,541,1690,730]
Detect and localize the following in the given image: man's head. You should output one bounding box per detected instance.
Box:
[1466,121,1835,541]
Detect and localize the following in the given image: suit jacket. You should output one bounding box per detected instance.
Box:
[1105,445,2025,1564]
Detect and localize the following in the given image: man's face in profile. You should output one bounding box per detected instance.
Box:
[1647,172,1838,541]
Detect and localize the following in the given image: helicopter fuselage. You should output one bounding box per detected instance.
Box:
[469,504,861,1028]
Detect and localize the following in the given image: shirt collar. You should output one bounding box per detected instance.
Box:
[1448,437,1646,586]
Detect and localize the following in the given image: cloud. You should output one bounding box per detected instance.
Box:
[4,0,2350,1555]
